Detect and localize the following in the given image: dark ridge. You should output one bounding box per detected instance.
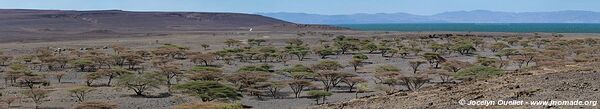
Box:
[0,9,347,42]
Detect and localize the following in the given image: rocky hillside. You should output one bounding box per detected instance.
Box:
[317,62,600,109]
[0,9,346,42]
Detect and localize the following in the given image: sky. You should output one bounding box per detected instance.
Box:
[0,0,599,15]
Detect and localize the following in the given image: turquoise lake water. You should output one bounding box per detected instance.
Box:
[335,23,600,33]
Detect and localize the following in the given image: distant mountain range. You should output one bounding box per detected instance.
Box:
[259,10,600,24]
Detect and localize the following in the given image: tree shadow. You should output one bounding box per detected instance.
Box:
[127,92,172,98]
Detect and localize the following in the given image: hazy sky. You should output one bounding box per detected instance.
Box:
[1,0,599,15]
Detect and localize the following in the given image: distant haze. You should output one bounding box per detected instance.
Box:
[259,10,600,24]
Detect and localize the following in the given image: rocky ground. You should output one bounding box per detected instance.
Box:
[317,62,600,109]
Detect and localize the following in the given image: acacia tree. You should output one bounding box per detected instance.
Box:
[224,39,241,47]
[312,60,343,71]
[17,74,48,89]
[189,53,217,66]
[490,42,510,52]
[115,72,165,96]
[285,38,303,45]
[6,63,32,85]
[314,70,347,91]
[398,75,430,91]
[441,60,472,73]
[314,47,337,59]
[188,66,224,81]
[496,48,519,60]
[455,65,504,80]
[3,96,20,107]
[157,65,182,92]
[174,81,242,102]
[69,59,94,72]
[349,59,363,71]
[333,38,360,54]
[281,64,314,80]
[152,44,189,59]
[248,39,267,46]
[200,44,210,50]
[69,86,95,102]
[97,68,132,86]
[306,90,333,105]
[285,45,310,61]
[362,42,378,53]
[263,81,287,99]
[23,88,52,109]
[373,65,401,84]
[226,71,271,91]
[409,60,426,74]
[52,72,67,83]
[510,55,528,68]
[450,43,476,55]
[422,52,445,68]
[520,48,540,67]
[84,73,101,87]
[288,80,312,98]
[120,52,143,70]
[430,43,444,52]
[0,55,11,66]
[342,76,366,92]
